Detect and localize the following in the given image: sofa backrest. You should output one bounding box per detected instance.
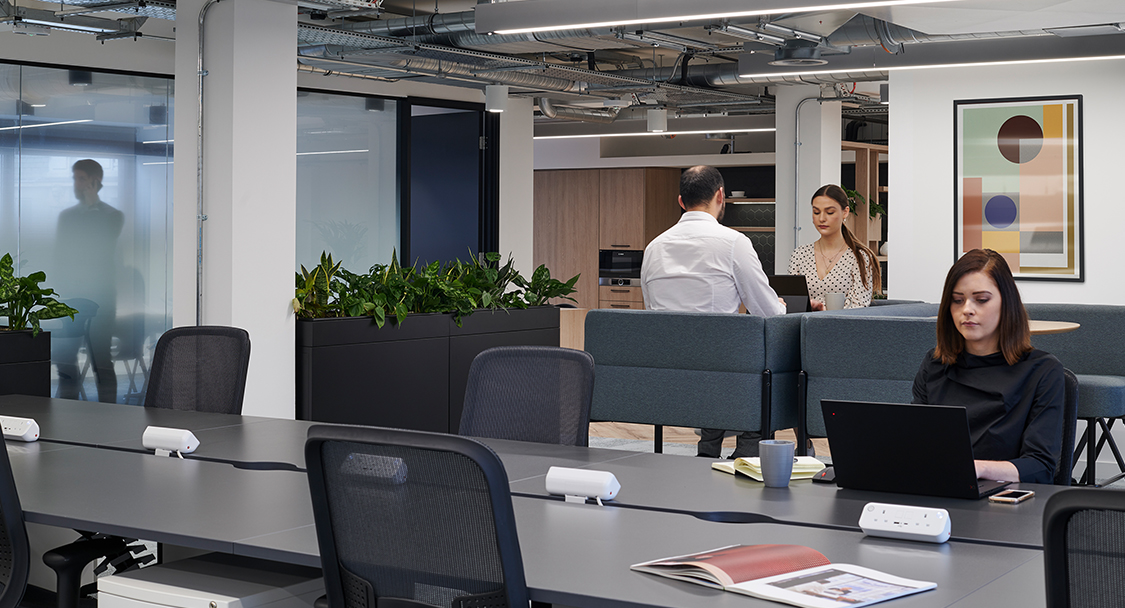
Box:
[1025,304,1125,376]
[584,309,768,433]
[801,315,938,437]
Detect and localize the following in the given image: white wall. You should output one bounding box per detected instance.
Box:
[0,24,175,75]
[889,59,1125,304]
[499,97,535,279]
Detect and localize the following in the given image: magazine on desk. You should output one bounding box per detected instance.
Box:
[630,544,936,608]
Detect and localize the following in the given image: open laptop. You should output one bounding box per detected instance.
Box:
[821,400,1012,500]
[768,275,812,314]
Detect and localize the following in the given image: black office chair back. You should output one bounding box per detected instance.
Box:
[144,326,251,414]
[1056,369,1079,486]
[459,346,595,447]
[0,438,30,608]
[306,425,528,608]
[1044,488,1125,608]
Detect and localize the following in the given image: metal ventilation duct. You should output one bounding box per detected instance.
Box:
[537,97,621,123]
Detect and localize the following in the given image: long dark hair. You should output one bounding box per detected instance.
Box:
[811,184,882,293]
[934,249,1031,366]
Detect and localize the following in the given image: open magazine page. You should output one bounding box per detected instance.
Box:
[728,563,936,608]
[631,545,831,588]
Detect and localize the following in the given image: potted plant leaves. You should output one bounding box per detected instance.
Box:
[0,253,79,397]
[293,251,578,432]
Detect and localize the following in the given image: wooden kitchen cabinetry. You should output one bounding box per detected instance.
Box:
[534,167,680,310]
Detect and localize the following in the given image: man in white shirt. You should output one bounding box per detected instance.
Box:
[641,165,785,458]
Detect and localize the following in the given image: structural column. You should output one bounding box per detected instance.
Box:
[774,84,841,273]
[173,0,297,417]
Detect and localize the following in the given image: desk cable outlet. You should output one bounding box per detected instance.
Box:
[545,466,620,505]
[859,502,951,544]
[142,426,199,458]
[0,416,39,442]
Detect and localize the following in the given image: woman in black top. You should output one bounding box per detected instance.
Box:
[912,249,1064,484]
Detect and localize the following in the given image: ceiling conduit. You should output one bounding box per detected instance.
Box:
[298,44,583,92]
[537,97,621,123]
[336,11,619,52]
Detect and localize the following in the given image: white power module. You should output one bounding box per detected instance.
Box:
[859,502,951,544]
[0,416,40,442]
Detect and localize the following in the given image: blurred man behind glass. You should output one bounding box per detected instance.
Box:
[54,159,124,402]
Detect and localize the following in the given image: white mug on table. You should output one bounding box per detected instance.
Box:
[824,292,846,311]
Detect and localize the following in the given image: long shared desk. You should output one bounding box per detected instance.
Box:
[0,395,1049,608]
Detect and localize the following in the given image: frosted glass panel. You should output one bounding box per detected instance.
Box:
[296,92,399,272]
[0,65,173,404]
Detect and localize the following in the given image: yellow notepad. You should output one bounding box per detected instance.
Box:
[712,456,826,482]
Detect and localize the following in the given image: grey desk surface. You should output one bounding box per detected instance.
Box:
[0,395,1060,548]
[509,451,1064,548]
[0,395,641,480]
[231,497,1042,608]
[0,399,1052,608]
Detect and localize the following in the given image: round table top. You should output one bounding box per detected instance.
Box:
[1029,320,1080,335]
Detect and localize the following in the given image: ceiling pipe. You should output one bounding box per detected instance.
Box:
[537,97,621,124]
[607,63,887,87]
[299,44,583,92]
[825,14,1052,48]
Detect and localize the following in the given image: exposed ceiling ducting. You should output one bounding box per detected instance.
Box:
[15,0,1124,125]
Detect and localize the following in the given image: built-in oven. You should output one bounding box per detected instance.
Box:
[598,249,643,286]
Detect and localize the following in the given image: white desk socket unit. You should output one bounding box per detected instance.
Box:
[859,502,951,544]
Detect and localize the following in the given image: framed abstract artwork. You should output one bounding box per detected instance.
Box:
[954,95,1083,281]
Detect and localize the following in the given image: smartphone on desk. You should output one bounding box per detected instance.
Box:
[988,489,1034,504]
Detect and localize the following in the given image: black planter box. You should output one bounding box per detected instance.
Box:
[0,330,51,398]
[296,307,560,433]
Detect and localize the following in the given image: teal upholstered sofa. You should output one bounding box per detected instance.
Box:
[1026,304,1125,483]
[584,310,784,452]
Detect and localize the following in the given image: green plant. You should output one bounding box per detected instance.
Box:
[515,264,580,307]
[0,253,79,336]
[844,187,887,219]
[293,251,579,327]
[292,252,343,318]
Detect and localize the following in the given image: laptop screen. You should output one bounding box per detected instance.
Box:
[821,400,1009,500]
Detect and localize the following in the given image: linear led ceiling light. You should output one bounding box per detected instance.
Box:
[0,119,93,132]
[535,127,776,140]
[296,149,370,156]
[738,53,1125,78]
[477,0,964,35]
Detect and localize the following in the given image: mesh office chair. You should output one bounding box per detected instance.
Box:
[1044,488,1125,608]
[44,326,251,608]
[458,346,595,447]
[306,425,529,608]
[1056,369,1079,486]
[0,438,30,608]
[144,326,251,414]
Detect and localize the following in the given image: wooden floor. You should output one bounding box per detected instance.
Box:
[590,422,831,457]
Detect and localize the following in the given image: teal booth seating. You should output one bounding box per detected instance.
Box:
[585,309,792,452]
[796,314,939,455]
[1026,303,1125,485]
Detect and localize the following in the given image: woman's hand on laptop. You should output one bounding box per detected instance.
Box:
[810,299,825,311]
[974,460,1019,482]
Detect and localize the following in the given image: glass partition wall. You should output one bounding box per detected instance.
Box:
[0,63,173,404]
[296,91,399,272]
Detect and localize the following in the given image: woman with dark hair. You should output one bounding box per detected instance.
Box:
[912,249,1064,483]
[787,184,881,310]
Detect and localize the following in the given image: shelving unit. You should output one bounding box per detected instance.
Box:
[842,142,888,291]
